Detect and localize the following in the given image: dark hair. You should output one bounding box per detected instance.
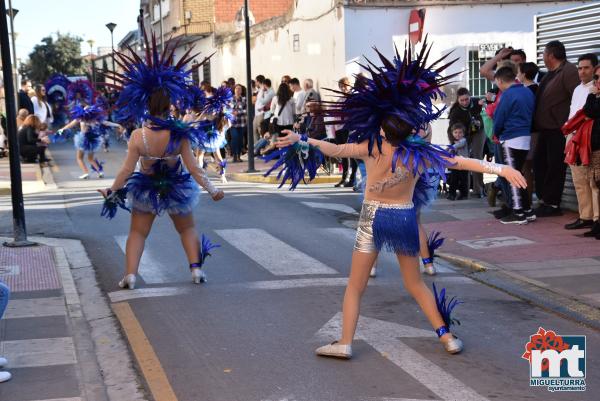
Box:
[148,89,171,117]
[264,78,272,88]
[450,122,466,134]
[545,40,567,61]
[456,87,470,98]
[381,114,413,147]
[354,73,367,91]
[276,82,293,106]
[519,62,539,81]
[494,66,517,82]
[21,79,30,86]
[227,77,235,86]
[510,49,527,61]
[281,75,291,84]
[289,77,300,86]
[578,53,599,67]
[255,75,265,84]
[22,114,42,130]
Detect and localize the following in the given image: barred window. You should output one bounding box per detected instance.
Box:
[468,50,493,97]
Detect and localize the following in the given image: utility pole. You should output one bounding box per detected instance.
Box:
[243,0,256,172]
[1,0,35,247]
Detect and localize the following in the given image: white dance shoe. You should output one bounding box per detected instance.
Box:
[369,266,377,277]
[0,357,7,367]
[191,268,207,284]
[118,274,136,290]
[78,173,89,180]
[0,371,11,383]
[423,264,437,275]
[98,172,104,178]
[315,341,352,359]
[441,335,463,354]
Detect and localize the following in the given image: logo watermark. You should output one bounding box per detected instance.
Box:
[522,327,586,392]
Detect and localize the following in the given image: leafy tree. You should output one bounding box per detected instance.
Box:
[21,32,85,83]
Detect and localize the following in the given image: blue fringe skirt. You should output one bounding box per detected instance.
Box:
[354,200,419,256]
[125,161,200,216]
[201,134,227,153]
[73,130,102,153]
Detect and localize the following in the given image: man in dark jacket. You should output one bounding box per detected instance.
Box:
[17,79,34,115]
[533,40,579,216]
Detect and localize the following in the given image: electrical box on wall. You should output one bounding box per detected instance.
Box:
[185,10,192,21]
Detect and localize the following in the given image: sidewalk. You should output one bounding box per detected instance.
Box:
[421,196,600,320]
[0,157,55,196]
[0,236,145,401]
[225,156,343,185]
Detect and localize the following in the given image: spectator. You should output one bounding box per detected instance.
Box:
[259,78,275,135]
[333,77,357,188]
[18,115,49,163]
[31,84,53,127]
[509,49,527,65]
[281,75,291,85]
[227,77,236,89]
[299,79,320,112]
[289,77,305,115]
[0,280,10,383]
[16,108,29,129]
[518,62,540,95]
[230,84,247,163]
[480,47,517,82]
[0,124,6,158]
[533,40,580,217]
[269,82,296,135]
[252,75,265,143]
[18,79,34,114]
[304,101,326,140]
[447,87,485,197]
[447,123,469,200]
[564,53,599,231]
[584,65,600,239]
[493,66,535,224]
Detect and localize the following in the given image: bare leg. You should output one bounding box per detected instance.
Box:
[125,211,156,276]
[339,250,379,344]
[87,152,101,171]
[212,150,223,164]
[76,150,88,173]
[197,149,205,167]
[395,253,452,342]
[169,213,200,263]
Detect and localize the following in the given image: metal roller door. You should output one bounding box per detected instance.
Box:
[535,2,600,211]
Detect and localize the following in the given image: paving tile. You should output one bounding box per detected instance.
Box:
[0,365,80,401]
[9,289,63,300]
[4,297,66,319]
[0,246,61,292]
[517,265,600,279]
[1,316,70,341]
[457,236,535,250]
[0,337,76,368]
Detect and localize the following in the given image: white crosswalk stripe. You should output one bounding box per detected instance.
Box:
[301,201,358,214]
[215,228,338,276]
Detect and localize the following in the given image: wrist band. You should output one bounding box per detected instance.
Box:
[422,257,433,265]
[478,159,503,175]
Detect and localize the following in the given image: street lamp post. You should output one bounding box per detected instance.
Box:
[241,0,256,172]
[105,22,117,81]
[1,0,34,247]
[6,2,18,103]
[87,39,96,88]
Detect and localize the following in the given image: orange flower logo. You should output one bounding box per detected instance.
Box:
[522,327,570,372]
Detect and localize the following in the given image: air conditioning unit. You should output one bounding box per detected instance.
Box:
[185,10,192,21]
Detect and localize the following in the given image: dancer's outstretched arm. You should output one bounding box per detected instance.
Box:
[446,156,526,189]
[56,119,80,133]
[278,129,369,159]
[102,120,125,133]
[180,139,224,201]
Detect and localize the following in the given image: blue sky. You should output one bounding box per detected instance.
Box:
[10,0,140,60]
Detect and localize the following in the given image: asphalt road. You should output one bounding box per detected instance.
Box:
[1,141,598,401]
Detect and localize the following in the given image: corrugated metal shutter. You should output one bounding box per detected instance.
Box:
[535,2,600,211]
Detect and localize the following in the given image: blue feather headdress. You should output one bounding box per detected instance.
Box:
[203,86,233,120]
[67,79,95,105]
[45,74,70,105]
[183,85,207,112]
[70,102,106,123]
[106,11,211,123]
[324,37,460,156]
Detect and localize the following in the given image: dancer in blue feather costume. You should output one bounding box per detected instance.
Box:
[98,10,224,289]
[183,85,232,183]
[56,101,124,179]
[45,74,71,130]
[273,38,527,359]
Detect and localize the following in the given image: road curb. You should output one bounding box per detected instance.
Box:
[27,236,148,401]
[438,252,600,332]
[0,152,57,195]
[229,171,342,185]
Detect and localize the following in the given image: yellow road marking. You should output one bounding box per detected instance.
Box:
[112,302,178,401]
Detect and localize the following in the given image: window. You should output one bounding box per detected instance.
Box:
[468,49,493,97]
[152,0,170,23]
[203,59,211,86]
[192,61,200,86]
[293,34,300,52]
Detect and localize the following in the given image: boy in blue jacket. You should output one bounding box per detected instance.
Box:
[494,66,536,224]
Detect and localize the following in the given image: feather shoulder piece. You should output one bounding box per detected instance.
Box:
[144,115,210,153]
[393,134,455,179]
[70,103,106,123]
[45,74,70,104]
